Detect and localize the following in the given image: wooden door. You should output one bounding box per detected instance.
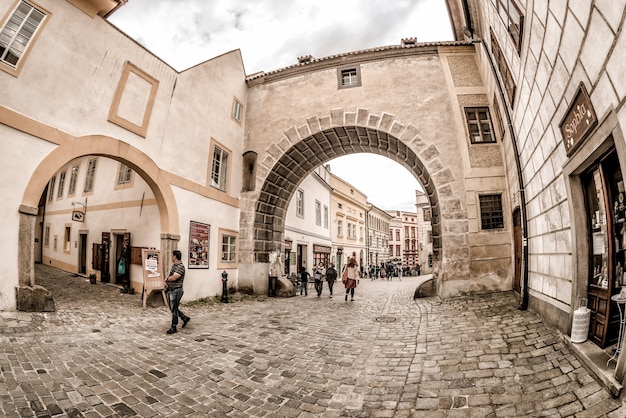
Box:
[583,150,622,348]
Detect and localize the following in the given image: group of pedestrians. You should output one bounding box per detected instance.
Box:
[298,252,360,301]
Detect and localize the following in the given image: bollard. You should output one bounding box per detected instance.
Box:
[221,271,229,303]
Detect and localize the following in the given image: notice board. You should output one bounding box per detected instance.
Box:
[141,249,167,308]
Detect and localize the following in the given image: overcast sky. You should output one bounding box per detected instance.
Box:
[109,0,453,211]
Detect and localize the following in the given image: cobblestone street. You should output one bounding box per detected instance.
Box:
[0,264,624,417]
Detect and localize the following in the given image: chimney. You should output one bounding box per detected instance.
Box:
[297,55,313,64]
[401,37,417,47]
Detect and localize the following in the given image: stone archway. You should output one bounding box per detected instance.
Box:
[17,135,181,310]
[239,109,470,297]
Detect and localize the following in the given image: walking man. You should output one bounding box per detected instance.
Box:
[165,250,190,334]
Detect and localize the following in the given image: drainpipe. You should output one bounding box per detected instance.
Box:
[479,40,530,310]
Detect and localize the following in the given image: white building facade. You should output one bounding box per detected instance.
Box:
[415,190,433,275]
[365,204,392,271]
[283,165,332,277]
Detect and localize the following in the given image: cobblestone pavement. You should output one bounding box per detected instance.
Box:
[1,264,625,417]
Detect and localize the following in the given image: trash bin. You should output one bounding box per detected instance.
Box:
[268,276,278,297]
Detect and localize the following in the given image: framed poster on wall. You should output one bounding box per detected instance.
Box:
[189,221,210,269]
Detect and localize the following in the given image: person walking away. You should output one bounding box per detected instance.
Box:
[165,250,190,334]
[381,266,386,280]
[325,263,337,298]
[313,262,325,297]
[344,253,359,301]
[299,266,310,296]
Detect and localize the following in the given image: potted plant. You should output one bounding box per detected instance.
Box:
[89,274,97,284]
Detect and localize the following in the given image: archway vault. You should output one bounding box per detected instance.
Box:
[247,108,465,268]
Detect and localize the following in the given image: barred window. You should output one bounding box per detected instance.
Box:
[465,107,496,144]
[479,194,505,229]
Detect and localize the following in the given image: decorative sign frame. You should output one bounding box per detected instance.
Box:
[559,82,598,157]
[72,210,85,222]
[189,221,210,269]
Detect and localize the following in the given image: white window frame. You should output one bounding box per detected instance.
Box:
[324,206,329,229]
[47,175,56,202]
[117,163,133,185]
[68,164,79,195]
[337,219,343,237]
[0,0,47,71]
[315,200,321,226]
[220,233,237,263]
[338,65,361,89]
[84,158,97,193]
[210,144,229,191]
[296,189,304,218]
[56,170,66,198]
[232,98,243,123]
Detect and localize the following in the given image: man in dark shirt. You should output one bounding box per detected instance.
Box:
[165,250,190,334]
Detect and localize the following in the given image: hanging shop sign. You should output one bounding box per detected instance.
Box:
[559,83,597,157]
[71,210,85,222]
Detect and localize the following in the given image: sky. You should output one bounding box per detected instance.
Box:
[109,0,453,211]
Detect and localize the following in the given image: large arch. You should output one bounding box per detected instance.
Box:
[239,109,470,296]
[17,134,181,306]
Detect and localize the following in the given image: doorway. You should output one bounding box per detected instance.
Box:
[582,149,623,348]
[78,233,87,275]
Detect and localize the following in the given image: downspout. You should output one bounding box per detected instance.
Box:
[458,0,529,309]
[480,40,530,310]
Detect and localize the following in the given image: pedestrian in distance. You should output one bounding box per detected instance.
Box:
[344,253,359,301]
[313,262,325,298]
[299,266,310,296]
[325,262,337,298]
[165,250,190,334]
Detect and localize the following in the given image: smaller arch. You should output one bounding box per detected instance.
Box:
[21,135,179,234]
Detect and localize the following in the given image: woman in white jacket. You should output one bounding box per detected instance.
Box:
[344,253,359,301]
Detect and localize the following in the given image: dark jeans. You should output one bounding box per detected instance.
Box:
[300,280,308,295]
[167,287,188,328]
[314,280,323,296]
[327,279,335,295]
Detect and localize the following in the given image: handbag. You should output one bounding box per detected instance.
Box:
[341,266,348,283]
[117,258,126,275]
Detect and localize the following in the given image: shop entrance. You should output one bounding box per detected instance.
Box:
[582,149,624,348]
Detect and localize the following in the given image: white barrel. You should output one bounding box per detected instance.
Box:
[571,307,591,343]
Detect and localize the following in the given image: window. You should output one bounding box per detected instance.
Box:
[479,194,505,229]
[423,208,431,221]
[324,206,329,228]
[315,200,321,225]
[465,107,496,143]
[337,220,343,237]
[428,231,433,243]
[47,176,56,202]
[220,233,237,263]
[68,165,79,195]
[232,98,243,122]
[84,158,97,193]
[338,203,342,209]
[117,163,132,184]
[210,145,229,191]
[337,65,361,89]
[296,189,304,218]
[0,1,46,69]
[396,245,401,256]
[490,28,516,107]
[44,224,49,246]
[492,0,524,54]
[57,171,66,198]
[396,230,400,241]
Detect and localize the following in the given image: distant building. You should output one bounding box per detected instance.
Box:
[387,210,418,273]
[366,204,392,269]
[284,165,332,276]
[415,190,433,274]
[330,173,368,274]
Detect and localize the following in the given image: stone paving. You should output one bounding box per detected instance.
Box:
[1,264,626,417]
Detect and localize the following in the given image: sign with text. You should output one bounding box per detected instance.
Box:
[189,221,209,269]
[559,83,597,157]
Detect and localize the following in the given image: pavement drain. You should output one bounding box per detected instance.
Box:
[375,316,397,322]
